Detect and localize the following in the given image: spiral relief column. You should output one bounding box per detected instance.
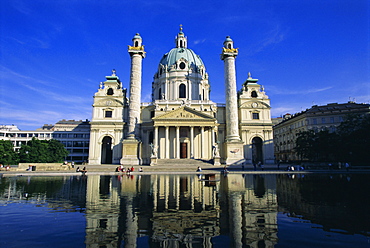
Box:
[121,34,146,165]
[221,36,244,165]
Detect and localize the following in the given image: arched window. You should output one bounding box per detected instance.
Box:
[251,91,258,98]
[180,40,183,48]
[228,44,232,49]
[158,88,162,99]
[135,41,139,47]
[107,88,114,95]
[179,84,186,98]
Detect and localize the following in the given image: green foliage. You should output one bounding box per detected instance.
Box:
[0,140,19,165]
[18,138,68,163]
[336,114,370,164]
[295,113,370,165]
[295,130,316,160]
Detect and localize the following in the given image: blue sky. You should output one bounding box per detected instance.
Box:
[1,0,369,130]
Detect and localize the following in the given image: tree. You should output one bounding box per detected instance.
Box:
[295,130,316,161]
[48,139,69,163]
[0,140,19,165]
[295,113,370,165]
[336,114,370,165]
[18,138,68,163]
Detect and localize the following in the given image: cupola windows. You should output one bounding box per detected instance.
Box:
[179,62,186,70]
[179,84,186,98]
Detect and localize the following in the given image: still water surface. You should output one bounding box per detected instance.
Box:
[0,173,369,247]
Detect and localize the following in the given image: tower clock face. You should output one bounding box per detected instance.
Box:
[252,102,258,108]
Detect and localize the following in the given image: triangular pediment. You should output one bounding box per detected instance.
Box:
[153,106,216,121]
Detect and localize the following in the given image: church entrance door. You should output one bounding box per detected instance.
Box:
[180,143,187,158]
[101,136,113,164]
[252,137,263,164]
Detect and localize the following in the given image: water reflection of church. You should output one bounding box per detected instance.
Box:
[85,174,278,247]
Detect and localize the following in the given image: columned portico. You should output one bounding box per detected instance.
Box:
[150,106,218,161]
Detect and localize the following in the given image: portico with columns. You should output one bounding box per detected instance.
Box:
[150,106,218,160]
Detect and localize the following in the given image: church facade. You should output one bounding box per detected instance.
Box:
[88,28,274,166]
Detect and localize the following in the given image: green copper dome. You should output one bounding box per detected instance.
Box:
[159,47,204,68]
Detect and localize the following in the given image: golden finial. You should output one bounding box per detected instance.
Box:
[179,24,183,32]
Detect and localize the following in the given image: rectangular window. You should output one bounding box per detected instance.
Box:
[321,118,326,124]
[252,113,259,119]
[330,117,334,123]
[105,111,113,118]
[312,118,317,124]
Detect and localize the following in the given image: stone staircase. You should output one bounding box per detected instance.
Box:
[84,159,217,172]
[155,159,213,166]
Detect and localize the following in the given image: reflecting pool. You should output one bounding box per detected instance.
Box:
[1,173,369,247]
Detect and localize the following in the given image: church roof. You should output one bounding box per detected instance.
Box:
[159,47,204,68]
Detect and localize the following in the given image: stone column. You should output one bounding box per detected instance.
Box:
[190,126,194,159]
[201,126,205,158]
[221,36,244,165]
[229,193,243,247]
[211,126,215,147]
[154,126,158,149]
[121,34,146,165]
[176,126,180,159]
[127,39,145,140]
[221,48,240,141]
[165,126,169,159]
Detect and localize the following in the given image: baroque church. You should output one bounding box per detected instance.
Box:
[88,27,274,166]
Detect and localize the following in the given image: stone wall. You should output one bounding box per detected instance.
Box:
[18,163,71,171]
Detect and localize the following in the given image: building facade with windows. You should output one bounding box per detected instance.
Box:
[0,120,90,163]
[273,102,370,162]
[88,28,274,166]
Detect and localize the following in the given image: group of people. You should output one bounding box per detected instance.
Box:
[115,165,143,173]
[0,164,10,171]
[76,167,87,173]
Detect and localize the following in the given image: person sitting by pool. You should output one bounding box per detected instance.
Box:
[76,167,87,173]
[139,167,143,172]
[196,166,202,172]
